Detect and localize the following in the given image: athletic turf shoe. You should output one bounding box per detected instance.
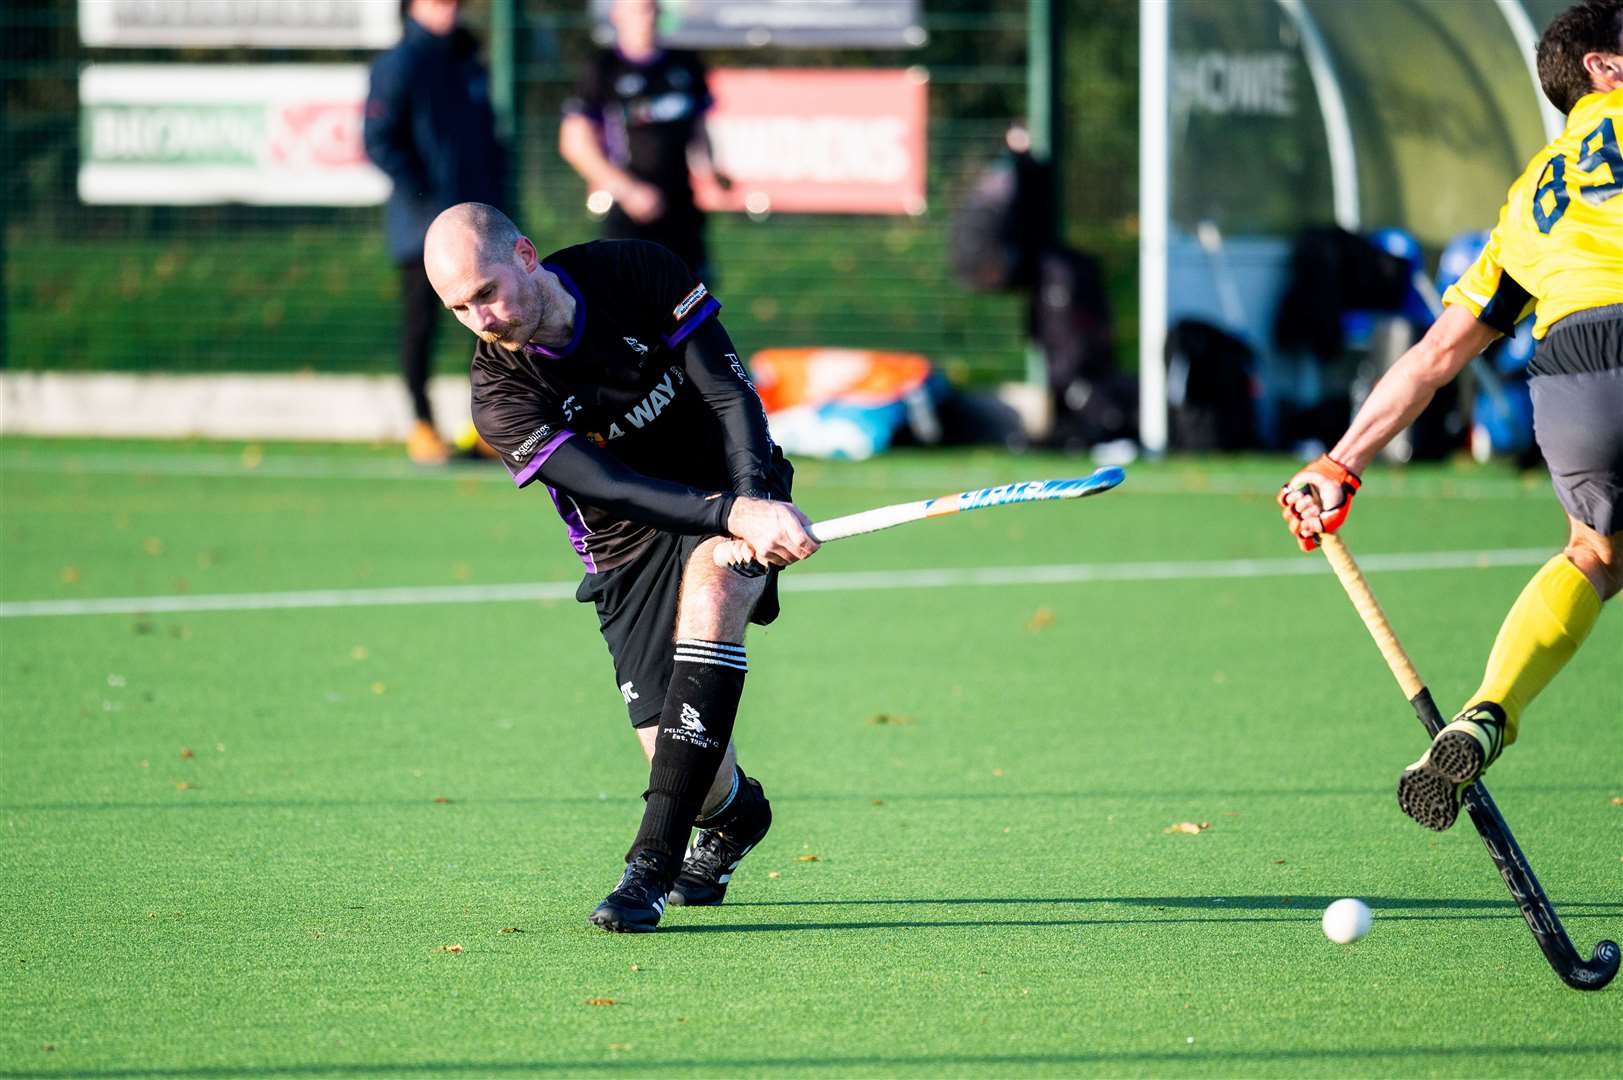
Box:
[589,853,672,933]
[1397,702,1507,831]
[667,777,772,907]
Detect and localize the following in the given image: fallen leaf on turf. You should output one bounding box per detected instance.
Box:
[585,998,615,1006]
[499,927,523,934]
[1610,797,1622,806]
[437,944,464,954]
[144,537,164,556]
[608,1043,631,1051]
[872,799,883,806]
[992,768,1005,777]
[351,646,369,661]
[1164,821,1208,835]
[174,781,194,791]
[241,445,264,469]
[1026,607,1055,632]
[797,854,819,862]
[60,566,81,584]
[180,748,195,759]
[433,797,452,804]
[371,682,387,695]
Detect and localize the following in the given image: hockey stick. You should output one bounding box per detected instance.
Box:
[714,465,1125,575]
[1319,533,1619,991]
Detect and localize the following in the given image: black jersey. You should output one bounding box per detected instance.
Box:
[562,48,711,200]
[470,239,786,573]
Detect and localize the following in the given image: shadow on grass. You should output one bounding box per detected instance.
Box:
[726,895,1623,913]
[4,1043,1619,1079]
[681,894,1623,931]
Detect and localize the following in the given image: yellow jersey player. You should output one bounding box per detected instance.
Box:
[1279,0,1623,831]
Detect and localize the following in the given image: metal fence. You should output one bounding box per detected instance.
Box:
[1,1,1139,384]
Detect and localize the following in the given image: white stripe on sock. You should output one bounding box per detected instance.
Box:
[673,654,749,671]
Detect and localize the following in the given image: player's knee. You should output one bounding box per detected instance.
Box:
[1564,534,1622,600]
[677,542,765,637]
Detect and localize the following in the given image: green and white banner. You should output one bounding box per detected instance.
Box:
[79,65,390,206]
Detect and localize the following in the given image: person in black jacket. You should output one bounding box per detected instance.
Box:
[365,0,507,464]
[558,0,729,278]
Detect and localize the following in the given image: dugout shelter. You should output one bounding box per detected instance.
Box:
[1137,0,1572,452]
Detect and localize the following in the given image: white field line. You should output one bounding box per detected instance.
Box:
[0,450,1552,500]
[0,548,1552,619]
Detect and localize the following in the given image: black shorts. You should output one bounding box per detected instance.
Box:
[576,531,781,728]
[1529,306,1623,536]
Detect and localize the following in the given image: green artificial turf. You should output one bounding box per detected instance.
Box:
[2,439,1619,1079]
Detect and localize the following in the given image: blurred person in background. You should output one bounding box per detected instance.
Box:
[365,0,508,464]
[559,0,729,280]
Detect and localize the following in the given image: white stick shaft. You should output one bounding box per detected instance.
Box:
[807,500,932,542]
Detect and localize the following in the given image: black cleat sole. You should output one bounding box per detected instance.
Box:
[1397,730,1485,831]
[1427,729,1487,783]
[1397,764,1462,831]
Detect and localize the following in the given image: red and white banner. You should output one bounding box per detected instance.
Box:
[694,68,928,216]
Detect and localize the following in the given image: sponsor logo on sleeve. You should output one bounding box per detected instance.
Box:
[672,283,709,320]
[513,423,553,461]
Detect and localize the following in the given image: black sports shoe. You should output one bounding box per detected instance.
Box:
[668,778,772,907]
[1397,702,1507,831]
[589,853,672,933]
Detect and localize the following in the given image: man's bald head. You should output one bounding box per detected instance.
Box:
[424,202,549,352]
[426,201,523,275]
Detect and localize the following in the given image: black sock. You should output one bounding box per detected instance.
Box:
[627,640,746,869]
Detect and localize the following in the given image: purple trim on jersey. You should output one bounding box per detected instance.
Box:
[512,428,574,488]
[545,485,598,573]
[523,266,587,358]
[602,107,630,168]
[663,296,721,347]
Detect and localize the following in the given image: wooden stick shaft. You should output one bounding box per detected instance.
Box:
[1319,534,1427,699]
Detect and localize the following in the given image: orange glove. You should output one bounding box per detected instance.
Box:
[1277,454,1361,552]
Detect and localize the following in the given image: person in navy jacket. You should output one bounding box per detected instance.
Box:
[365,0,508,463]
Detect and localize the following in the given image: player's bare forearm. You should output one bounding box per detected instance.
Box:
[1328,305,1500,474]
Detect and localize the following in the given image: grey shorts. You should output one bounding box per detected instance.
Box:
[1530,366,1623,536]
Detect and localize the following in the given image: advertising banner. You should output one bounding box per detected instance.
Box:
[78,65,390,206]
[693,69,928,216]
[79,0,401,49]
[588,0,924,49]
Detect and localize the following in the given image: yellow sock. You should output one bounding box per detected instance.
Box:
[1466,554,1603,746]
